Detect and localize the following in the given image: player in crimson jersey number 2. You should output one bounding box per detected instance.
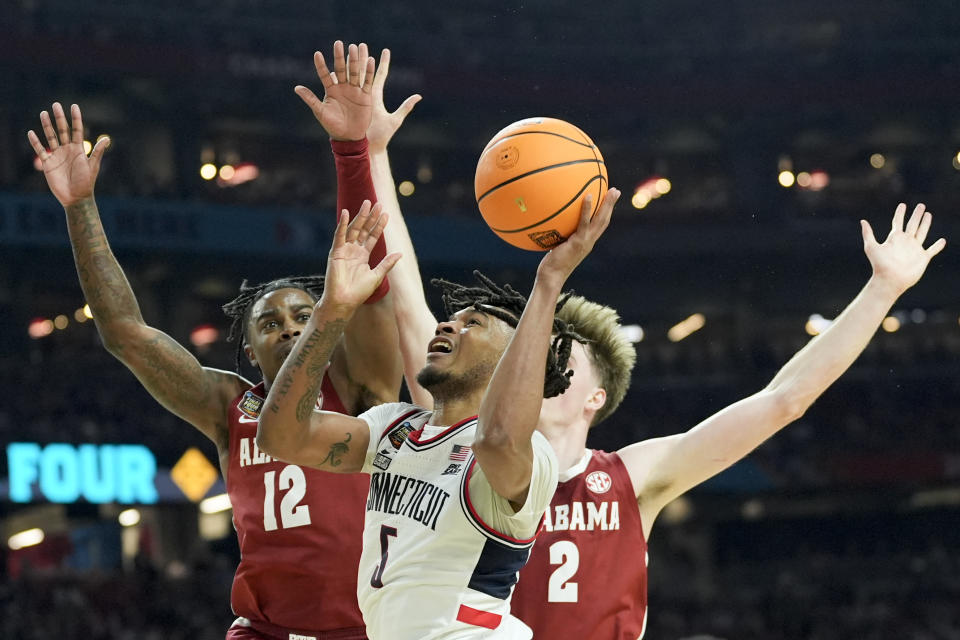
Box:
[27,40,408,640]
[512,201,946,639]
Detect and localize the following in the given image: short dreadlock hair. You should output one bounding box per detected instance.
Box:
[431,270,584,398]
[221,275,325,373]
[555,295,636,426]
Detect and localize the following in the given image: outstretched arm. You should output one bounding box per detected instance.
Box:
[476,190,620,505]
[258,202,401,470]
[622,202,947,534]
[27,103,246,446]
[365,48,435,407]
[296,41,402,412]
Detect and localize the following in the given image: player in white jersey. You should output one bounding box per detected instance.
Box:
[255,169,622,638]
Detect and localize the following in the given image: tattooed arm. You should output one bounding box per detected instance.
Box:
[258,203,399,471]
[28,103,247,447]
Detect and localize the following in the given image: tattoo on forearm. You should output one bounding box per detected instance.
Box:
[138,335,212,408]
[319,432,352,467]
[268,319,348,422]
[65,200,143,326]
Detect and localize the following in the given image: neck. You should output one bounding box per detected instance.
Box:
[537,414,591,473]
[428,389,486,427]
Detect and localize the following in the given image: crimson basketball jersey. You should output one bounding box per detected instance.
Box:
[226,377,369,637]
[511,450,648,639]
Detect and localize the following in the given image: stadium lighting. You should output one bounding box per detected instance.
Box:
[190,325,219,347]
[118,508,141,527]
[9,528,44,550]
[805,313,833,336]
[620,324,644,343]
[200,493,233,514]
[777,171,795,187]
[74,308,88,323]
[28,318,54,339]
[667,314,705,342]
[398,180,415,196]
[882,316,901,333]
[83,140,93,155]
[219,164,236,181]
[200,163,217,180]
[870,153,885,169]
[796,172,812,188]
[83,304,94,319]
[54,315,69,330]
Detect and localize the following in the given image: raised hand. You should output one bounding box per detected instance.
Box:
[27,103,110,207]
[367,48,422,153]
[322,201,402,308]
[295,41,376,141]
[536,188,621,287]
[861,203,947,295]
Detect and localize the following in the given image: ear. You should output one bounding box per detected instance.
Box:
[585,387,607,413]
[243,343,257,367]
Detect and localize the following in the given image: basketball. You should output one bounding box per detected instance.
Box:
[474,117,607,251]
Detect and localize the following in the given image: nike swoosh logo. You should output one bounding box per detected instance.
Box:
[238,415,259,424]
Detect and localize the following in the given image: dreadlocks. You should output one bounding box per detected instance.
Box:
[430,270,584,398]
[221,275,326,373]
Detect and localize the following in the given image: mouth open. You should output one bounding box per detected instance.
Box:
[427,337,453,355]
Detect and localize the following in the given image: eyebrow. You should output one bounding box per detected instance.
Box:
[254,303,313,325]
[450,308,490,322]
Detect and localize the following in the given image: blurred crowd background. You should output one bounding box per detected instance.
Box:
[1,1,959,638]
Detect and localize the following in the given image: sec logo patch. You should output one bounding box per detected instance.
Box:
[585,470,612,494]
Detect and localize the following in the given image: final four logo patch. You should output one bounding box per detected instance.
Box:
[389,422,415,449]
[238,391,264,419]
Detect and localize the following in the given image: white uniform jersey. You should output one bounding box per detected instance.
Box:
[357,402,559,640]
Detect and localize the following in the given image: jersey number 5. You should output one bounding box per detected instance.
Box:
[263,466,311,531]
[548,540,580,603]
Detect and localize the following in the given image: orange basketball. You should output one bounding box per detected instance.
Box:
[474,117,607,251]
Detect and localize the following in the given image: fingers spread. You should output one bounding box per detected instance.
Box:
[926,237,947,258]
[365,210,389,251]
[891,202,906,232]
[362,57,376,93]
[70,104,84,145]
[333,40,347,84]
[916,211,932,244]
[347,43,360,85]
[372,48,391,93]
[40,110,59,150]
[334,210,350,246]
[395,94,422,119]
[294,85,323,114]
[860,219,877,248]
[89,135,111,177]
[26,130,48,159]
[313,51,335,90]
[905,203,925,235]
[52,102,70,146]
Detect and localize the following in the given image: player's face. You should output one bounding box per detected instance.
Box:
[416,307,513,399]
[539,340,605,430]
[244,288,317,384]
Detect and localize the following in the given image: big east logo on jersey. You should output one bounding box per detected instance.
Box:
[585,470,612,494]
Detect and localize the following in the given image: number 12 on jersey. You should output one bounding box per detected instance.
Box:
[263,466,312,531]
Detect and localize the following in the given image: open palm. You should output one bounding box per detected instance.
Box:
[295,41,375,142]
[861,203,946,295]
[324,201,401,307]
[27,103,109,207]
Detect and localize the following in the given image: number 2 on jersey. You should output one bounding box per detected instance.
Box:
[548,540,580,602]
[263,465,311,531]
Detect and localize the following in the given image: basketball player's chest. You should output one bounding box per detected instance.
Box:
[365,435,473,533]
